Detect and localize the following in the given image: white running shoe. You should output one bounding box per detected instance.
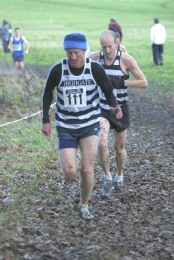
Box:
[80,206,94,220]
[101,179,112,198]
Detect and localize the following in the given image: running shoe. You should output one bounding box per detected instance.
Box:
[101,179,112,198]
[80,206,94,220]
[114,180,123,193]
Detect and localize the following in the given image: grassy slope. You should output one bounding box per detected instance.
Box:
[0,1,174,256]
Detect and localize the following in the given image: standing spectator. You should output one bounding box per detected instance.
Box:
[108,18,123,42]
[42,32,122,220]
[1,19,11,53]
[150,18,166,65]
[88,30,148,198]
[8,27,29,69]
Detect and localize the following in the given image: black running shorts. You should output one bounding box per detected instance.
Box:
[101,103,130,132]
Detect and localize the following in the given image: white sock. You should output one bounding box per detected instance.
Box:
[115,175,123,182]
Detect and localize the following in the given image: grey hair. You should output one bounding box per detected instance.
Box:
[100,30,120,43]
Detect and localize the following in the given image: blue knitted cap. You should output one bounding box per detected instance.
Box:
[63,33,87,50]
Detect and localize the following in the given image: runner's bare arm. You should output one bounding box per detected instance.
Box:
[121,53,148,88]
[88,51,100,62]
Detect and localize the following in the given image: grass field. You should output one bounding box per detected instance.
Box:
[0,0,174,80]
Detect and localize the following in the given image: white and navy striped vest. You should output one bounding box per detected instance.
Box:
[55,58,100,130]
[99,50,129,108]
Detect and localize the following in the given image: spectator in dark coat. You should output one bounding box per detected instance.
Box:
[1,19,12,53]
[108,18,123,42]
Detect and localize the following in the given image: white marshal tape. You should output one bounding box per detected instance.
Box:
[0,102,56,127]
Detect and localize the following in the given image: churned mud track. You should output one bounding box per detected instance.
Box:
[13,89,174,260]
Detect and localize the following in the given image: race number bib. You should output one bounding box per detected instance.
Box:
[13,43,22,51]
[63,86,86,107]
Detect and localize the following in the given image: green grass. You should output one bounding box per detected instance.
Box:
[0,0,174,80]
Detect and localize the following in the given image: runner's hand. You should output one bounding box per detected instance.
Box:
[110,106,123,119]
[42,123,52,137]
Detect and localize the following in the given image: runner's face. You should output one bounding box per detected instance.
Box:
[15,29,20,37]
[66,49,86,68]
[100,35,118,60]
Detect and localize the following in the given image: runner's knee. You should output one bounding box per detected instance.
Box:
[115,144,126,155]
[81,170,94,178]
[99,138,108,151]
[63,167,77,180]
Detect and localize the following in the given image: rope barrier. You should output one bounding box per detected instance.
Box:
[0,102,56,127]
